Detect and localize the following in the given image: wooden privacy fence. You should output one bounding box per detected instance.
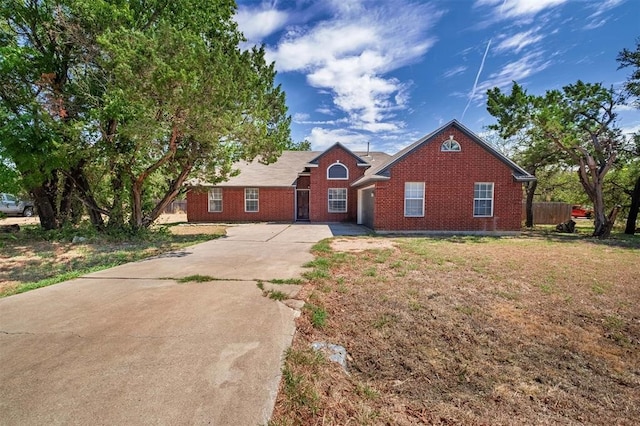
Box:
[522,202,571,225]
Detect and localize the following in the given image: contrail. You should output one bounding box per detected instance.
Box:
[461,38,491,121]
[460,0,505,120]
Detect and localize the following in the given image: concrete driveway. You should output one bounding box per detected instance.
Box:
[0,223,366,425]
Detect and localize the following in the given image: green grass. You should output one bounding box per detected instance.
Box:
[176,274,216,283]
[269,278,305,285]
[3,265,114,296]
[310,239,332,253]
[274,347,325,421]
[305,303,328,329]
[268,290,288,301]
[0,223,225,298]
[302,268,330,280]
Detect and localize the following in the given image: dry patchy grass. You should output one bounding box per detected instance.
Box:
[0,221,225,297]
[272,233,640,425]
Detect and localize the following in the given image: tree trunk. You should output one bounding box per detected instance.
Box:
[107,164,126,229]
[601,205,621,239]
[70,164,106,230]
[524,180,537,228]
[141,164,193,228]
[625,175,640,235]
[130,181,144,229]
[59,174,75,225]
[31,185,58,230]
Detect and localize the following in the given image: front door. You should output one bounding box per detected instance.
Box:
[296,190,309,220]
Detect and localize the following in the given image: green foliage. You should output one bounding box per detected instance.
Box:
[486,81,624,237]
[617,37,640,104]
[0,0,291,231]
[287,139,312,151]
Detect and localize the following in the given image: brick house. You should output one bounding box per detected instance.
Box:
[186,120,535,234]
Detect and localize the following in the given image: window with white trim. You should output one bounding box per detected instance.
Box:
[208,188,222,212]
[327,163,348,180]
[245,188,259,212]
[404,182,425,217]
[441,136,461,152]
[328,188,347,212]
[473,183,494,217]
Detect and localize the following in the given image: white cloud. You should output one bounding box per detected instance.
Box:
[266,1,443,134]
[471,51,552,102]
[584,0,625,29]
[615,103,637,113]
[306,127,371,151]
[620,120,640,137]
[235,6,289,42]
[443,65,468,78]
[292,112,310,122]
[316,107,335,116]
[475,0,569,19]
[494,28,544,54]
[589,0,625,17]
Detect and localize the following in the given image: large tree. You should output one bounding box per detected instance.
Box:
[0,0,290,230]
[617,38,640,235]
[487,81,623,238]
[485,83,563,227]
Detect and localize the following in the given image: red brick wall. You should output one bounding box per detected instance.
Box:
[296,175,310,189]
[309,146,367,222]
[186,187,294,222]
[373,125,523,232]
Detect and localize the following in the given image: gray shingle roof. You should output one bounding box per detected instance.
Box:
[198,150,392,187]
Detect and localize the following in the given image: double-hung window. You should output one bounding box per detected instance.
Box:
[473,183,494,217]
[208,188,222,212]
[245,188,259,212]
[404,182,425,217]
[328,188,347,213]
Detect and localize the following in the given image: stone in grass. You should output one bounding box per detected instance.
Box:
[311,342,349,373]
[72,236,88,243]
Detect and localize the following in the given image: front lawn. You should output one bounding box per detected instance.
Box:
[0,222,225,298]
[272,231,640,425]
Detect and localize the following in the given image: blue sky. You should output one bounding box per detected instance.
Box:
[235,0,640,153]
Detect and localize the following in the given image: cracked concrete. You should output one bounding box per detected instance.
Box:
[0,222,366,425]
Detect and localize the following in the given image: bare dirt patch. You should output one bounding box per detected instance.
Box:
[272,234,640,425]
[168,224,225,236]
[330,237,396,252]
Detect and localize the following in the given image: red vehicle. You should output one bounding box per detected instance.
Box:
[571,205,593,219]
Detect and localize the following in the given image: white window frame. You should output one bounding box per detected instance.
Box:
[441,138,461,152]
[208,188,223,212]
[404,182,425,217]
[473,182,494,217]
[245,188,259,213]
[327,162,349,180]
[328,188,347,213]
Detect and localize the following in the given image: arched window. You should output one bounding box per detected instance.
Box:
[327,162,348,180]
[441,136,461,152]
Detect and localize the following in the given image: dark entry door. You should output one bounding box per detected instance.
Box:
[297,190,309,220]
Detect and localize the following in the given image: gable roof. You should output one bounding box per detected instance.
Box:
[212,151,318,187]
[305,142,370,166]
[351,119,536,187]
[191,149,392,188]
